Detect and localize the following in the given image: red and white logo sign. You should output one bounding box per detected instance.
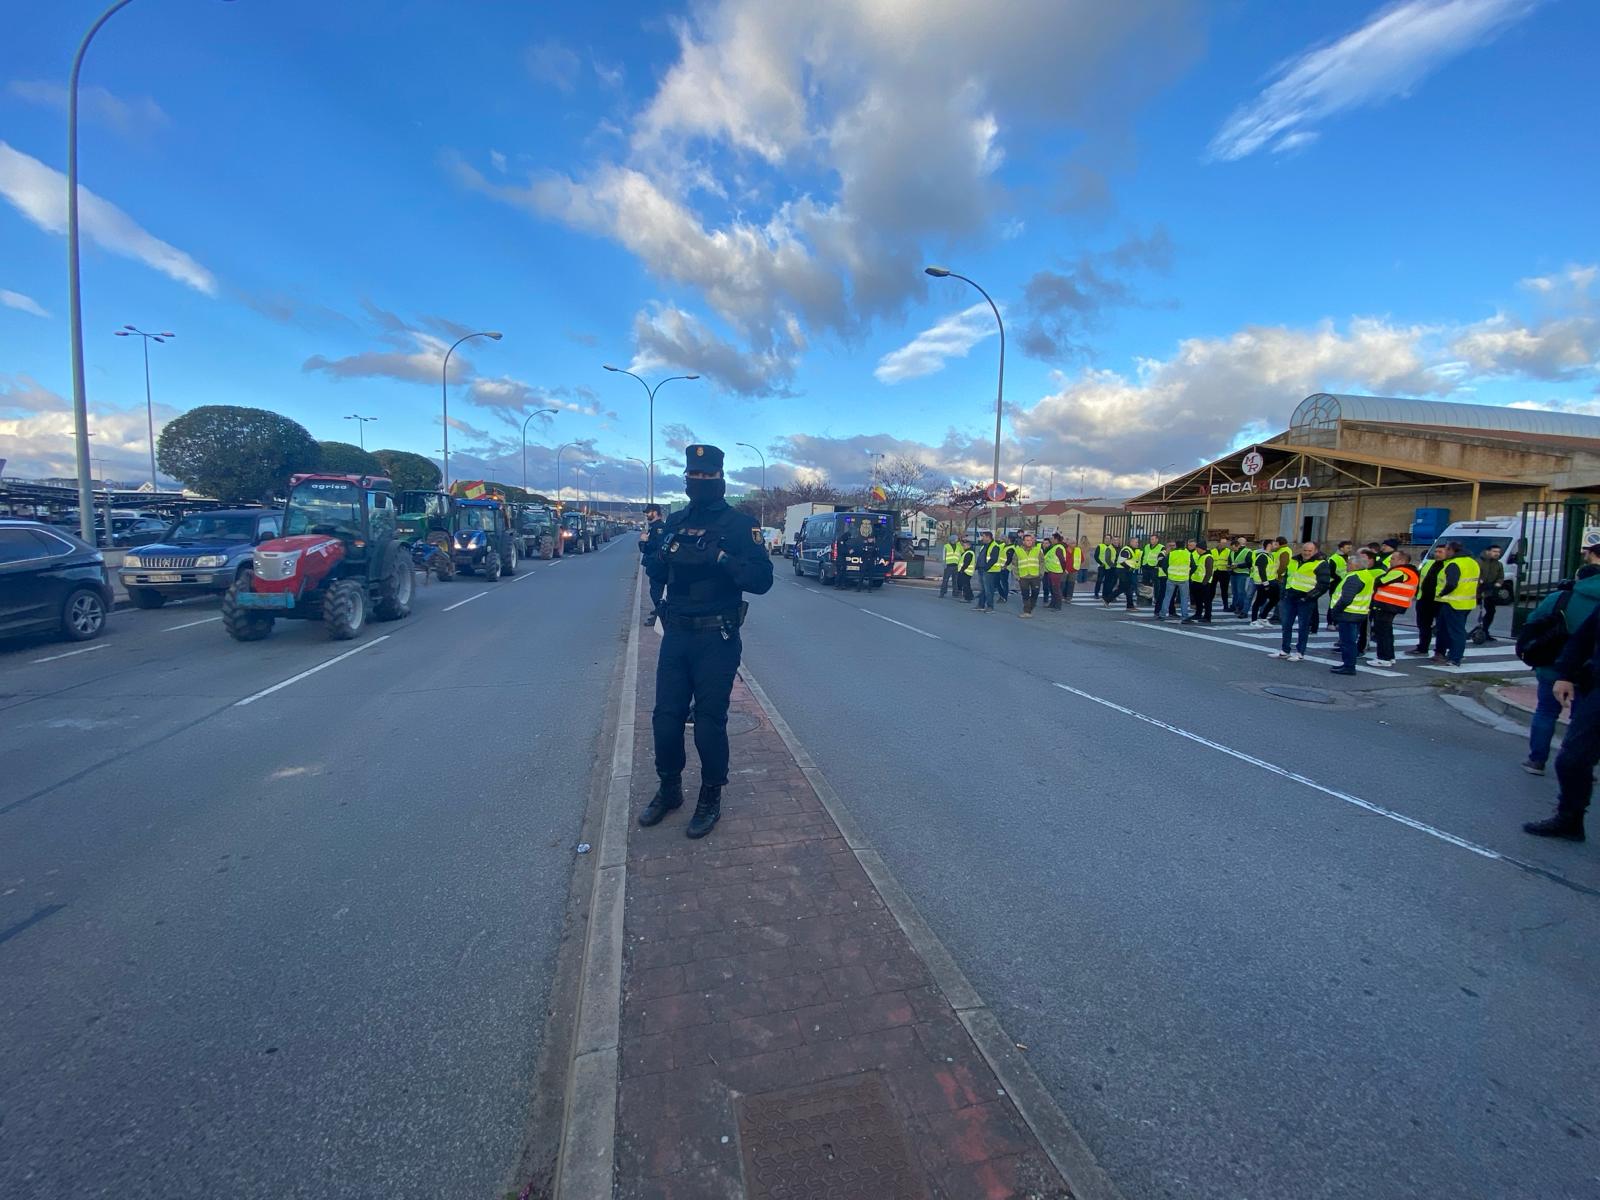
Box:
[1241,451,1264,477]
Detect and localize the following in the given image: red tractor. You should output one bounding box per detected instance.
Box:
[222,473,414,641]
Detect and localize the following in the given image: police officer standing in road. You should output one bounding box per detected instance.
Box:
[639,503,667,627]
[639,445,774,839]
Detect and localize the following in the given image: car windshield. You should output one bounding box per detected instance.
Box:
[839,515,887,545]
[284,481,361,536]
[167,515,257,542]
[400,492,447,517]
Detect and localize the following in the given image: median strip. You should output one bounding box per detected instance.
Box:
[233,636,391,707]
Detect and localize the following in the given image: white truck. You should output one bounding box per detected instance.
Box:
[784,502,835,548]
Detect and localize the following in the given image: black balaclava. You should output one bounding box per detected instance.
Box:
[684,476,726,507]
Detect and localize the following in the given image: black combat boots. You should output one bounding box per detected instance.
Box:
[1523,810,1586,842]
[638,776,683,827]
[685,785,721,839]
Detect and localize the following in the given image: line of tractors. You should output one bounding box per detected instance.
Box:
[221,473,625,643]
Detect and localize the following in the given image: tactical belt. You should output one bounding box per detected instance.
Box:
[662,602,747,632]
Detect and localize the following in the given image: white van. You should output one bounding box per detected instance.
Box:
[1423,514,1567,598]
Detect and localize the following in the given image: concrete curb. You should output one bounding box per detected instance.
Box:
[553,567,643,1199]
[740,662,1128,1200]
[1481,684,1569,731]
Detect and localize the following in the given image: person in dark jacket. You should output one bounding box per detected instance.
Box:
[1406,544,1449,658]
[639,503,666,626]
[1477,544,1506,640]
[1523,552,1600,776]
[1528,599,1600,842]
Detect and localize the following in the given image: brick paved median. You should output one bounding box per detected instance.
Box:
[615,629,1072,1199]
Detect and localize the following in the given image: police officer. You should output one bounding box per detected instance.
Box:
[639,445,774,839]
[639,503,666,627]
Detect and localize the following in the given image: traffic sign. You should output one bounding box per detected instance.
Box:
[984,482,1007,502]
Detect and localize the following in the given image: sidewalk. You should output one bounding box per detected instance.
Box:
[608,618,1079,1198]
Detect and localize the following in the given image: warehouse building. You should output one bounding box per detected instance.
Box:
[1126,393,1600,548]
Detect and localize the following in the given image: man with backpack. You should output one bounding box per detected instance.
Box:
[1527,561,1600,843]
[1520,546,1600,777]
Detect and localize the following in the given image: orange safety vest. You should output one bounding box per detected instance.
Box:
[1373,564,1420,608]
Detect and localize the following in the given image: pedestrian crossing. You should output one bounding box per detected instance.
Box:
[1062,595,1530,678]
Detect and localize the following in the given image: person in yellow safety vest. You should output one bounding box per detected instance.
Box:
[1099,539,1123,604]
[1212,537,1232,617]
[1151,539,1174,616]
[956,540,977,604]
[1161,539,1195,622]
[1406,544,1450,658]
[1043,535,1068,611]
[974,530,1003,612]
[1013,532,1045,617]
[1248,537,1278,625]
[1274,541,1333,661]
[1231,536,1256,617]
[1094,539,1114,601]
[1328,549,1381,674]
[1140,537,1162,601]
[1432,539,1481,667]
[939,533,963,599]
[1379,538,1400,571]
[1113,539,1140,610]
[1191,541,1218,624]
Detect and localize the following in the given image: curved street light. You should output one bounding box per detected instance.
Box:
[601,366,700,505]
[520,408,557,492]
[441,330,502,491]
[736,441,767,530]
[112,324,173,490]
[342,412,376,450]
[554,441,581,503]
[925,265,1005,535]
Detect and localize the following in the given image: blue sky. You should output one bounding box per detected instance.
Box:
[2,0,1597,501]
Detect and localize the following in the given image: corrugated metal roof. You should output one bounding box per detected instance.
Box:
[1292,393,1600,441]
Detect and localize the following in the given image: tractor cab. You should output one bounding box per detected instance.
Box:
[397,490,454,538]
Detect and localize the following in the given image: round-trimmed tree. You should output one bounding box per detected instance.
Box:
[372,449,442,491]
[156,406,320,503]
[317,440,383,475]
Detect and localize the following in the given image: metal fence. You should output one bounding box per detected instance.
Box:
[1103,509,1205,546]
[1513,499,1600,626]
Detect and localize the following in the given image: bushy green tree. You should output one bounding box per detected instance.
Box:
[371,449,442,491]
[156,406,319,503]
[316,440,382,475]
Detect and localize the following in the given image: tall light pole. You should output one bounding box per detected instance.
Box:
[554,441,580,503]
[1019,458,1036,532]
[601,366,699,505]
[1155,462,1176,490]
[112,324,172,490]
[736,441,767,529]
[441,330,502,491]
[342,412,376,449]
[625,457,654,507]
[520,408,557,492]
[925,266,1005,536]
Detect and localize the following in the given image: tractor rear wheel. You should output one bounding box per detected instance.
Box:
[482,551,503,581]
[374,551,414,621]
[322,578,367,640]
[222,581,273,641]
[504,542,518,575]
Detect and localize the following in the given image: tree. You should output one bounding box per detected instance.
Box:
[787,475,839,503]
[156,405,319,503]
[317,440,382,475]
[876,456,944,514]
[372,449,442,491]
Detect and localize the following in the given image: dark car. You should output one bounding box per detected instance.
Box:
[0,519,114,643]
[111,516,171,548]
[118,508,279,608]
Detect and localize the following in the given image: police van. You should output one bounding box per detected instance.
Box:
[793,509,894,589]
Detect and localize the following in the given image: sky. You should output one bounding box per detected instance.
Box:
[2,0,1598,503]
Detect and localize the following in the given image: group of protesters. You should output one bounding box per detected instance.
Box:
[936,529,1086,616]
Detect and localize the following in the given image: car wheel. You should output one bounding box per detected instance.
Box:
[61,587,107,641]
[221,579,273,642]
[793,556,802,575]
[322,578,367,640]
[127,586,167,609]
[483,551,503,581]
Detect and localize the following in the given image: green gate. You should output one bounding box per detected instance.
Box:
[1103,509,1204,546]
[1513,499,1600,627]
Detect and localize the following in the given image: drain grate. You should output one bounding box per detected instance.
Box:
[737,1072,926,1199]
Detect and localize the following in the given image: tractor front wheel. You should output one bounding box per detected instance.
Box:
[504,542,518,576]
[322,578,367,640]
[374,552,414,621]
[482,551,503,581]
[221,581,274,642]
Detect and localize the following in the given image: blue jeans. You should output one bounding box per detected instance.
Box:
[1166,580,1191,619]
[1336,619,1361,668]
[1529,674,1562,767]
[1280,592,1315,654]
[1234,575,1253,614]
[1437,606,1468,664]
[977,570,997,610]
[997,569,1010,600]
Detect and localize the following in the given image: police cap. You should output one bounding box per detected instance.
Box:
[685,444,724,474]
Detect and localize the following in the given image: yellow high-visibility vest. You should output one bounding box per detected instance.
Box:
[1328,553,1349,583]
[1439,556,1481,610]
[984,542,1006,572]
[943,541,961,564]
[960,549,976,576]
[1043,544,1066,572]
[1117,545,1138,568]
[1337,567,1383,617]
[1233,546,1255,572]
[1271,545,1293,580]
[1166,548,1193,582]
[1285,557,1323,593]
[1014,545,1043,578]
[1071,546,1084,570]
[1142,544,1161,567]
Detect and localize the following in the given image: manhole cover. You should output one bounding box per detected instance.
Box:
[737,1072,926,1200]
[1263,685,1335,704]
[726,711,761,737]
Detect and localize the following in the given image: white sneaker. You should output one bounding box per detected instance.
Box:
[1272,651,1290,659]
[1371,658,1395,667]
[1251,620,1267,628]
[1288,653,1303,662]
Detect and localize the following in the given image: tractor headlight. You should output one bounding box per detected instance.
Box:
[124,555,143,568]
[195,555,228,568]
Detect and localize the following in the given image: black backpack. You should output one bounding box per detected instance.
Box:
[1517,585,1574,668]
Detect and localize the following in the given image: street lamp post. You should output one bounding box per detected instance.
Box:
[112,324,172,490]
[441,330,502,491]
[520,408,557,492]
[736,442,767,529]
[554,442,580,503]
[925,266,1005,536]
[601,366,700,505]
[1019,458,1036,531]
[625,457,655,509]
[342,412,376,449]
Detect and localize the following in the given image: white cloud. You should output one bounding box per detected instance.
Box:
[1452,263,1599,380]
[874,304,996,383]
[1,288,48,318]
[630,304,796,397]
[304,329,465,385]
[0,141,217,295]
[7,81,168,137]
[0,374,175,478]
[489,149,508,173]
[1209,0,1539,160]
[525,40,581,91]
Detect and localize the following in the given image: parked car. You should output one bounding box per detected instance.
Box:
[0,519,113,642]
[111,516,171,548]
[119,508,279,608]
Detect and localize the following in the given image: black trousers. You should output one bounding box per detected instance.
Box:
[939,563,958,596]
[1414,600,1439,653]
[1193,579,1215,621]
[1371,605,1399,660]
[1251,581,1279,622]
[1554,687,1600,818]
[1020,578,1041,613]
[653,625,742,787]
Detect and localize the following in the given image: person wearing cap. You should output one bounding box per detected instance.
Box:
[639,444,774,839]
[639,503,667,626]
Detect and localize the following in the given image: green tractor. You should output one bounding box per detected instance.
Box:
[398,489,457,581]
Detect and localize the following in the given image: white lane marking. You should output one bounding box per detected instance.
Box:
[163,615,222,632]
[857,607,939,640]
[1424,661,1532,675]
[443,590,489,612]
[32,644,109,664]
[1053,682,1503,862]
[508,569,536,583]
[234,635,391,707]
[1132,621,1403,677]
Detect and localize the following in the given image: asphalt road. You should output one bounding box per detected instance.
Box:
[0,538,636,1199]
[740,568,1600,1200]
